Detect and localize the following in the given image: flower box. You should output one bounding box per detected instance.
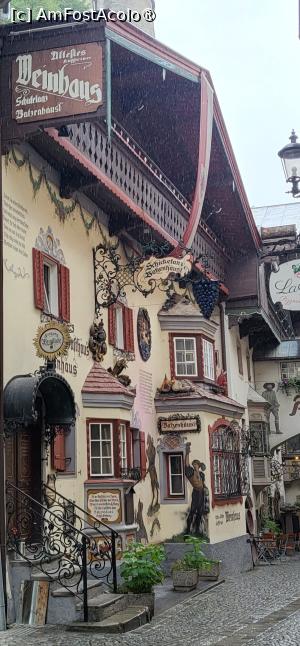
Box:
[172,568,198,591]
[198,560,220,581]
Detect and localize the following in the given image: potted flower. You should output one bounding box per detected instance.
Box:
[184,536,221,581]
[120,542,165,617]
[171,558,198,591]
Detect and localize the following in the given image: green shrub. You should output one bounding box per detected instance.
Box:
[120,542,165,593]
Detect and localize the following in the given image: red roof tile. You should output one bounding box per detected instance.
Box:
[82,363,134,397]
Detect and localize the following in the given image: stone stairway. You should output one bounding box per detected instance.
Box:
[67,592,151,633]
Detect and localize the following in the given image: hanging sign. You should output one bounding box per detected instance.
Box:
[12,43,103,124]
[137,254,192,289]
[269,260,300,310]
[33,321,71,361]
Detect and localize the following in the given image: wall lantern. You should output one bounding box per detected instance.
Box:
[278,130,300,197]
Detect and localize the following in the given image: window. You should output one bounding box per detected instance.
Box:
[249,422,269,455]
[43,260,59,317]
[170,334,216,382]
[167,454,184,496]
[120,423,127,471]
[281,362,300,380]
[210,422,242,503]
[174,337,197,376]
[89,423,113,476]
[237,343,243,376]
[108,303,134,352]
[51,426,75,474]
[202,338,215,381]
[33,248,70,321]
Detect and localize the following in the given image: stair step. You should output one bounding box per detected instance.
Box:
[52,580,105,598]
[78,593,126,622]
[67,606,150,633]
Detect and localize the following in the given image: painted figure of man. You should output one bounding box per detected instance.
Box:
[146,435,160,515]
[185,442,209,535]
[262,383,282,434]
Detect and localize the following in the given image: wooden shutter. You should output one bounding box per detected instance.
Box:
[139,431,147,479]
[113,422,121,478]
[59,264,70,322]
[123,306,134,352]
[108,305,116,345]
[32,248,44,310]
[52,432,66,472]
[126,426,132,468]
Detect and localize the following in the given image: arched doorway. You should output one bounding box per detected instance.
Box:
[4,368,75,529]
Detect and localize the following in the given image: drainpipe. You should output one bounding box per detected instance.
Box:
[0,118,7,630]
[219,302,227,373]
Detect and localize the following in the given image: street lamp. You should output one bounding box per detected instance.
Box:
[278,130,300,197]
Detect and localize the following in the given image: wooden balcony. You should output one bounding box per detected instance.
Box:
[64,119,229,283]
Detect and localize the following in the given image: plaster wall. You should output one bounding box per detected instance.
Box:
[3,151,251,548]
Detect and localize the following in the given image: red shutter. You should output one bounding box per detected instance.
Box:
[123,306,134,353]
[126,426,132,469]
[52,432,66,472]
[113,423,121,478]
[59,264,70,322]
[169,334,175,378]
[32,248,44,310]
[108,305,116,345]
[139,431,147,479]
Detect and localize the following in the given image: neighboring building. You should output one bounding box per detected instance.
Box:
[0,14,289,623]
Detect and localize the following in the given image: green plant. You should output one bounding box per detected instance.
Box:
[171,558,196,572]
[262,518,281,535]
[183,536,215,571]
[120,542,165,594]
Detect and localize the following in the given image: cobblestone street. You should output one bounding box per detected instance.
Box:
[1,557,300,646]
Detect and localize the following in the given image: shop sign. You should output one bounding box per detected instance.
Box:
[33,321,71,361]
[269,260,300,310]
[87,489,122,524]
[137,254,192,289]
[158,414,201,434]
[12,43,103,124]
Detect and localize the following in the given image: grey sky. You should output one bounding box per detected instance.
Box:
[155,0,300,208]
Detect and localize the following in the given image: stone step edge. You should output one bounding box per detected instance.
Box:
[52,580,106,598]
[66,605,149,633]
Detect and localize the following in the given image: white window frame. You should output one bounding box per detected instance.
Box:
[168,453,184,496]
[115,305,124,350]
[281,361,300,380]
[120,423,127,471]
[173,337,197,377]
[89,423,114,477]
[202,338,215,381]
[43,258,59,317]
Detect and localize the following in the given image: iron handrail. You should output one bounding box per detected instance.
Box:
[42,482,119,537]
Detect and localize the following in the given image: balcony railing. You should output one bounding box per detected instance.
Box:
[67,120,228,283]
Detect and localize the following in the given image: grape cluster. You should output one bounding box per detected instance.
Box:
[192,279,220,319]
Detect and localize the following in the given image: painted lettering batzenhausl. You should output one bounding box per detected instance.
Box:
[269,259,300,310]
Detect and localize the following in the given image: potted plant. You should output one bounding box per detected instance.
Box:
[171,558,198,591]
[184,536,221,581]
[120,542,165,617]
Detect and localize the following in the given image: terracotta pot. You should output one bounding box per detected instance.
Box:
[172,568,198,591]
[198,561,220,581]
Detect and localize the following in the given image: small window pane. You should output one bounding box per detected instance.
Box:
[90,425,100,440]
[175,339,184,350]
[102,458,112,474]
[102,441,111,457]
[185,339,194,351]
[101,425,111,439]
[91,443,101,457]
[91,458,101,474]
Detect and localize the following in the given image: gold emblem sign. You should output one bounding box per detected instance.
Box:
[33,322,71,361]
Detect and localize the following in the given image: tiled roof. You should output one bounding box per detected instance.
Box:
[82,363,134,398]
[155,380,244,410]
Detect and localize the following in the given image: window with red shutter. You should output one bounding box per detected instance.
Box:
[123,306,134,353]
[126,426,132,469]
[113,423,121,478]
[139,431,147,479]
[32,248,44,310]
[59,264,70,322]
[52,431,66,472]
[108,305,116,345]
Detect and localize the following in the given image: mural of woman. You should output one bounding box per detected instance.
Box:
[146,434,160,516]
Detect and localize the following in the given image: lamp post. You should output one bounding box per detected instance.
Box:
[278,130,300,197]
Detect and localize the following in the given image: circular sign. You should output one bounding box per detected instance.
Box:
[33,322,71,361]
[40,328,64,353]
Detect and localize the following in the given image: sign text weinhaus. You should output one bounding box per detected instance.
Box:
[12,44,103,123]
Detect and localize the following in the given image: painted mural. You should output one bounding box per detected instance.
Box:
[185,442,210,535]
